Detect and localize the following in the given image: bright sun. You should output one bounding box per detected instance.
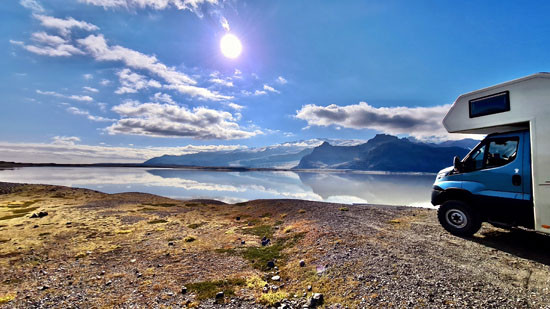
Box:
[220,33,242,59]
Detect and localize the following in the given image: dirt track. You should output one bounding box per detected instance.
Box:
[1,182,550,308]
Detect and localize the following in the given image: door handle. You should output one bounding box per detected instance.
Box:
[512,175,522,186]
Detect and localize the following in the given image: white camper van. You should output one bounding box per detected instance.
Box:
[432,73,550,236]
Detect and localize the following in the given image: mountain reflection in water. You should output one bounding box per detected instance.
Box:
[0,167,435,207]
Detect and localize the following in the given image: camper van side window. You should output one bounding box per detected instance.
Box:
[469,91,510,118]
[468,144,486,171]
[485,138,519,168]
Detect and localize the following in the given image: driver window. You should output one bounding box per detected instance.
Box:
[485,139,518,168]
[469,144,486,170]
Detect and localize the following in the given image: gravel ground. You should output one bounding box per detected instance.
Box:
[1,183,550,308]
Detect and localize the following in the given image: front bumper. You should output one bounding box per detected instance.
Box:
[431,186,444,206]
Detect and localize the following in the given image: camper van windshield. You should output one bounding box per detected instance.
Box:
[469,91,510,118]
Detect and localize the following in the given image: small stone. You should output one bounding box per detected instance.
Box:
[307,285,312,291]
[38,286,49,291]
[100,270,105,276]
[272,275,280,281]
[130,258,136,263]
[263,287,269,293]
[261,238,270,246]
[166,291,174,297]
[274,266,279,270]
[241,240,246,245]
[272,285,279,292]
[236,216,240,221]
[299,260,306,267]
[137,273,142,278]
[157,264,163,268]
[168,241,175,246]
[266,261,275,268]
[215,291,224,299]
[33,225,39,228]
[181,286,187,294]
[105,280,112,286]
[307,293,323,307]
[66,222,72,225]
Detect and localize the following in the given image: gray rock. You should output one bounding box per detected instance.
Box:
[307,285,312,292]
[215,291,224,299]
[272,275,281,281]
[300,260,306,267]
[267,260,275,268]
[181,286,187,294]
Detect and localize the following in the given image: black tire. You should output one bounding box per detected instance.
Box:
[437,200,481,237]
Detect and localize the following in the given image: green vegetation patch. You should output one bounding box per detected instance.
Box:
[186,278,245,300]
[241,233,305,270]
[6,200,40,208]
[259,291,290,306]
[259,212,272,218]
[235,202,247,206]
[187,222,206,229]
[241,224,274,238]
[147,219,168,224]
[11,206,40,214]
[0,213,27,221]
[143,202,178,208]
[184,236,196,242]
[339,207,350,211]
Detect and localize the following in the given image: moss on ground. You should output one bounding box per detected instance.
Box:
[187,222,206,229]
[186,278,245,300]
[241,224,274,238]
[147,219,168,224]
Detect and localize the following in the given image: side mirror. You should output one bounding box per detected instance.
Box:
[453,155,463,173]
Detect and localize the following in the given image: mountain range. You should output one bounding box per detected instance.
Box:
[144,135,479,173]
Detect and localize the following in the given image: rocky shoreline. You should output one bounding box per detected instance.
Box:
[1,182,550,308]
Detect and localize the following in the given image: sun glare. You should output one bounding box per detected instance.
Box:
[220,33,242,59]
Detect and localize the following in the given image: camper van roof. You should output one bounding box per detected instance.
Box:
[443,72,550,134]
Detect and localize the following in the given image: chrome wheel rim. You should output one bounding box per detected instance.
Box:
[445,209,468,229]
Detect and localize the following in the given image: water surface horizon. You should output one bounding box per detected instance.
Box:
[0,167,436,207]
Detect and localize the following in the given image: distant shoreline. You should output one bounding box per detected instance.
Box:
[0,161,437,175]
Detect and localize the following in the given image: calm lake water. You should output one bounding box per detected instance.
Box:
[0,167,436,207]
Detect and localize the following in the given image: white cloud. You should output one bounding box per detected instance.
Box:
[100,79,111,86]
[83,86,99,93]
[77,34,230,101]
[295,102,471,141]
[33,14,99,37]
[150,92,176,105]
[97,102,108,112]
[0,140,245,164]
[254,90,267,96]
[209,78,233,87]
[36,90,93,102]
[67,106,115,122]
[227,103,244,111]
[263,84,280,93]
[20,0,45,12]
[276,76,287,85]
[31,32,66,45]
[220,16,230,31]
[83,73,93,80]
[115,68,161,94]
[52,136,81,145]
[79,0,220,16]
[11,39,84,57]
[107,100,261,139]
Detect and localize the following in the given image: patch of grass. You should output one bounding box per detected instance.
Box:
[143,203,178,207]
[259,212,272,218]
[184,236,196,242]
[274,220,284,226]
[186,203,201,207]
[147,219,168,224]
[0,294,15,304]
[241,224,274,238]
[283,226,293,234]
[241,233,305,270]
[245,218,261,226]
[215,248,237,255]
[235,202,247,206]
[116,229,133,234]
[0,213,26,221]
[6,200,40,208]
[280,213,287,219]
[11,206,40,214]
[38,232,50,237]
[186,278,245,300]
[388,219,401,224]
[298,209,306,214]
[259,291,290,306]
[339,207,349,211]
[138,207,156,212]
[246,275,267,290]
[187,222,206,229]
[0,239,9,243]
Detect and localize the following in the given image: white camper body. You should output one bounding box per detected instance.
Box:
[442,73,550,234]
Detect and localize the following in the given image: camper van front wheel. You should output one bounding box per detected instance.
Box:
[437,200,481,236]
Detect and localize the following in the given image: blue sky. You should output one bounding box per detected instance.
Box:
[2,0,550,163]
